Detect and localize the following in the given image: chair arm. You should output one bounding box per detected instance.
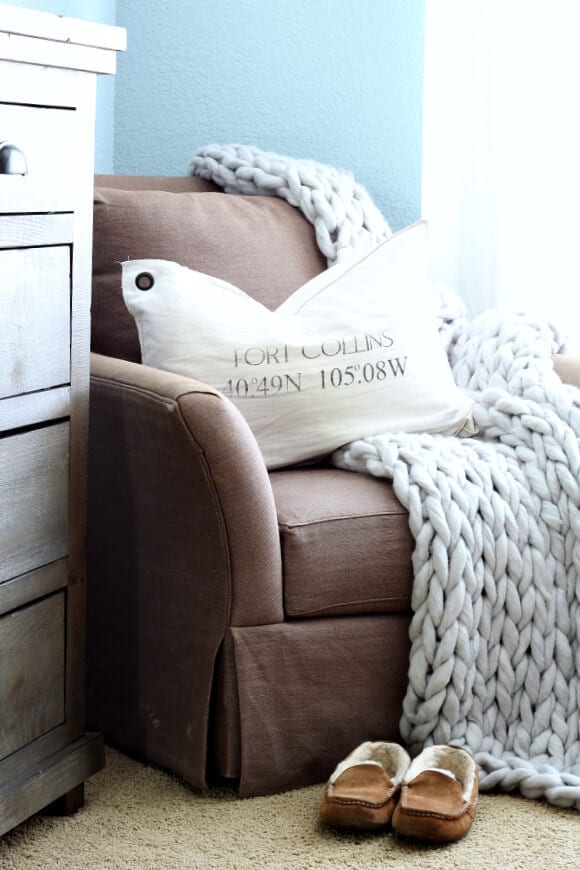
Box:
[86,352,283,788]
[88,351,283,624]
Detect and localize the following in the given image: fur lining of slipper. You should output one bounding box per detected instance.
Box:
[404,745,477,802]
[329,741,410,785]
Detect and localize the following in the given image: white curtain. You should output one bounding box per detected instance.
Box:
[422,0,580,351]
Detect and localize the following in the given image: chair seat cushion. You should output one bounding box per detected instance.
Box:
[270,467,413,617]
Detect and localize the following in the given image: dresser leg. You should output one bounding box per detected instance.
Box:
[45,783,85,816]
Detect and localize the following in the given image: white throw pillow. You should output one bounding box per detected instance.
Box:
[121,221,475,469]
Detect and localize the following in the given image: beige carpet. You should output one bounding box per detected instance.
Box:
[0,747,577,869]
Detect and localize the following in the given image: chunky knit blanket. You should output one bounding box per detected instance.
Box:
[189,145,580,809]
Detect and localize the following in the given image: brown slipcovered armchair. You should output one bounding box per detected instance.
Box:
[86,175,579,798]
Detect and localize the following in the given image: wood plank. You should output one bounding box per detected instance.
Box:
[0,387,70,434]
[0,213,73,248]
[0,247,71,401]
[0,422,69,584]
[0,60,79,107]
[0,592,65,761]
[0,559,68,617]
[0,31,119,75]
[64,73,96,738]
[0,733,104,837]
[68,74,95,570]
[0,5,126,53]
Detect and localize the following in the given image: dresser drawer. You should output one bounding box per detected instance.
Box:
[0,246,71,402]
[0,422,69,584]
[0,592,65,761]
[0,102,79,212]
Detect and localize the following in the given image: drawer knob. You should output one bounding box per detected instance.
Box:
[0,142,28,175]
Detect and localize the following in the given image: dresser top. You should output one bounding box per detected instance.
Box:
[0,3,126,73]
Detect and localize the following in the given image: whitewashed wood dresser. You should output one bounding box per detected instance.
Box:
[0,5,125,836]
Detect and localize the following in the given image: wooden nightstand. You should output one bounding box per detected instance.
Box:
[0,5,125,836]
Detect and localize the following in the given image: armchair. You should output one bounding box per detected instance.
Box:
[85,175,578,798]
[86,175,414,797]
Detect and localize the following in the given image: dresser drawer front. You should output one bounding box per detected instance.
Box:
[0,246,71,402]
[0,422,69,584]
[0,103,79,212]
[0,592,65,761]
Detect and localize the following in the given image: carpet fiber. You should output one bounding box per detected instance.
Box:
[0,747,577,868]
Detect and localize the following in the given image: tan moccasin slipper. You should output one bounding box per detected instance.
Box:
[392,744,478,843]
[320,741,411,830]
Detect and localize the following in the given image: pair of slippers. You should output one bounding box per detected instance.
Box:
[320,741,478,843]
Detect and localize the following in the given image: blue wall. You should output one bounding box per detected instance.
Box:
[114,0,425,231]
[6,0,117,172]
[5,0,113,16]
[5,1,426,228]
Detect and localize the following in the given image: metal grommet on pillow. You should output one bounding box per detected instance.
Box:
[135,271,155,291]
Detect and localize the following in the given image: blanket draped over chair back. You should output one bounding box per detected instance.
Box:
[189,144,580,809]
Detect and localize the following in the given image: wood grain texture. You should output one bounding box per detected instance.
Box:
[61,72,98,741]
[0,247,71,401]
[0,559,67,618]
[0,592,65,761]
[0,213,74,249]
[0,6,125,52]
[67,72,95,576]
[0,422,69,584]
[0,733,104,837]
[0,386,70,434]
[0,10,123,837]
[0,32,119,76]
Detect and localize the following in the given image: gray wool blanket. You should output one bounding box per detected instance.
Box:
[189,145,580,809]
